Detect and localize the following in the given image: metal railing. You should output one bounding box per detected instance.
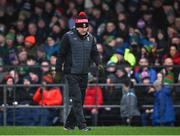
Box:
[0,83,180,126]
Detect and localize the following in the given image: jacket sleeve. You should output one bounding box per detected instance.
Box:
[90,37,101,66]
[56,33,70,72]
[33,87,42,103]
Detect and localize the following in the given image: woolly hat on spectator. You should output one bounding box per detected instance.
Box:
[104,36,115,45]
[4,75,13,82]
[75,11,89,28]
[6,32,15,41]
[25,35,36,45]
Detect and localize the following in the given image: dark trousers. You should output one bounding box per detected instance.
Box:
[65,74,88,128]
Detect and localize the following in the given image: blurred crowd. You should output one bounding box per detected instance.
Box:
[0,0,180,126]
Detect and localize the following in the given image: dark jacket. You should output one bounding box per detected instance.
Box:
[56,29,100,74]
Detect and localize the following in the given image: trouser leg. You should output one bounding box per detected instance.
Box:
[79,74,88,104]
[65,74,87,128]
[65,109,76,127]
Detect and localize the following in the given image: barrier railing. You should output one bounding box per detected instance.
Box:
[0,83,180,126]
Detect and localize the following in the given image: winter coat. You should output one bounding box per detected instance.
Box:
[152,86,175,125]
[120,89,140,118]
[84,86,103,106]
[152,85,175,125]
[33,87,62,106]
[56,29,100,74]
[44,43,60,59]
[134,68,157,83]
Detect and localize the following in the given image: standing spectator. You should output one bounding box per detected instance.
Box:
[149,80,175,126]
[84,74,103,125]
[33,73,62,106]
[100,74,121,125]
[33,73,63,126]
[120,79,141,126]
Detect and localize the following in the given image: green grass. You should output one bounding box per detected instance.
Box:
[0,126,179,135]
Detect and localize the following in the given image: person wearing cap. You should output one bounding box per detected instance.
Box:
[56,11,103,131]
[24,35,37,58]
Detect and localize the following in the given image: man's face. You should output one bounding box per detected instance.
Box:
[76,26,89,36]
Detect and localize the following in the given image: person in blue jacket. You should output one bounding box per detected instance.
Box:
[149,80,175,126]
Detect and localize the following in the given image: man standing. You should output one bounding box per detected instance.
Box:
[56,12,103,131]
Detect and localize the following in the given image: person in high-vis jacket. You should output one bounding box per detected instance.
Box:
[56,11,103,131]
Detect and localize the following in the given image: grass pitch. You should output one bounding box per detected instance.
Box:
[0,126,179,135]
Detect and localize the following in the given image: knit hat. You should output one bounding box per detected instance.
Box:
[4,75,13,82]
[105,36,115,45]
[43,73,53,83]
[25,35,36,45]
[75,11,89,28]
[6,32,15,41]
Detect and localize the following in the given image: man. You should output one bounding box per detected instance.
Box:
[56,11,103,131]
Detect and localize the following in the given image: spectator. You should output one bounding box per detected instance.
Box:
[120,79,141,126]
[17,75,35,105]
[84,74,103,125]
[149,80,175,126]
[163,45,180,65]
[162,58,175,84]
[43,35,60,60]
[24,35,36,58]
[100,74,121,125]
[33,73,62,106]
[33,73,63,125]
[135,58,157,83]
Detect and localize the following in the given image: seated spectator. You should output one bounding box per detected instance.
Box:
[24,35,37,58]
[0,57,7,83]
[43,35,60,60]
[134,57,157,83]
[163,45,180,65]
[161,58,175,84]
[17,75,35,105]
[0,75,18,105]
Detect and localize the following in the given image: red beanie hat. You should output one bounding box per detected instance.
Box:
[75,11,89,28]
[25,35,36,45]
